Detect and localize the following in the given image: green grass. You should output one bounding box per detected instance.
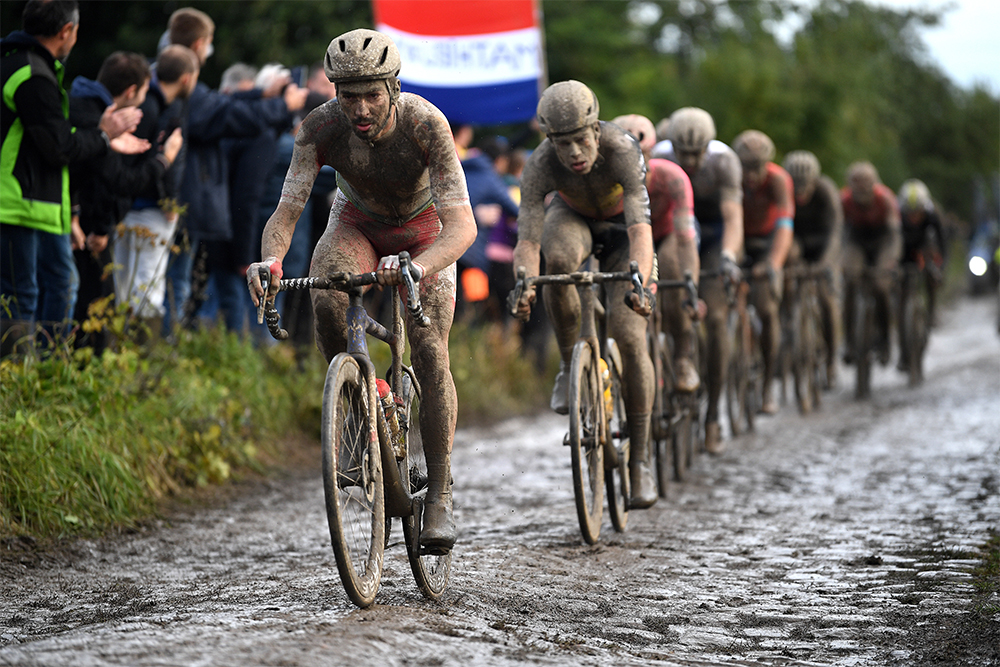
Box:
[1,320,552,541]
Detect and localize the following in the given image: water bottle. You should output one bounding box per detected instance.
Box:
[375,379,402,450]
[598,358,613,418]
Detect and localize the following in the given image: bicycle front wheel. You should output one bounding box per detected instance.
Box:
[569,341,605,544]
[398,370,452,600]
[604,342,629,533]
[321,355,385,608]
[853,290,873,400]
[902,285,928,387]
[654,335,674,496]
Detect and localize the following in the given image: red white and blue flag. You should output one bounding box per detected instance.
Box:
[373,0,544,125]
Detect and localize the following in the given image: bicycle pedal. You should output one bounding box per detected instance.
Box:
[420,545,452,557]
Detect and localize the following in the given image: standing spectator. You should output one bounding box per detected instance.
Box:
[1,0,144,356]
[69,51,184,353]
[114,45,200,334]
[458,135,519,323]
[161,7,306,334]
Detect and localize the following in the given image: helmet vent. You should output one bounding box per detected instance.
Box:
[338,39,346,52]
[378,47,388,66]
[363,37,373,49]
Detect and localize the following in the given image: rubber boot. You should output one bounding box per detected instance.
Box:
[628,413,657,509]
[420,488,456,555]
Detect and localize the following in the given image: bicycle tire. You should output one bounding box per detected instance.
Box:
[853,289,873,400]
[745,306,762,431]
[398,370,452,599]
[793,296,814,415]
[672,394,693,482]
[654,334,674,496]
[321,355,385,608]
[726,310,748,437]
[569,341,605,544]
[807,294,825,410]
[604,342,629,533]
[906,289,928,387]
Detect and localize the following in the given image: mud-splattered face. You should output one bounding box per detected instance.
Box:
[793,179,816,206]
[849,173,876,206]
[742,160,767,190]
[551,125,600,175]
[675,148,706,176]
[336,80,394,141]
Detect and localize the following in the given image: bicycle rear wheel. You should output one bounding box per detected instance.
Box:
[604,343,629,533]
[398,370,452,599]
[569,341,605,544]
[793,297,815,415]
[903,282,928,387]
[726,309,750,437]
[321,355,385,608]
[853,290,873,400]
[654,334,674,496]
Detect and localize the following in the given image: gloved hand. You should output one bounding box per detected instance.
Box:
[720,251,742,285]
[376,254,425,286]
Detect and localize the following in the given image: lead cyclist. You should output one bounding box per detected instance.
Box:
[246,29,476,554]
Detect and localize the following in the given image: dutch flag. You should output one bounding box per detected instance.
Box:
[373,0,545,125]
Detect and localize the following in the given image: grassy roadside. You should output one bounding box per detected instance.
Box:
[1,321,551,542]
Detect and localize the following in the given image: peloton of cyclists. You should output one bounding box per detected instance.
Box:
[652,108,743,454]
[247,29,477,554]
[840,161,902,367]
[612,113,701,393]
[511,81,660,509]
[782,150,844,388]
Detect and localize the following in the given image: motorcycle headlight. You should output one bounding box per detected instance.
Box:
[969,255,988,277]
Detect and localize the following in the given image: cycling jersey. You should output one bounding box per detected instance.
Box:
[793,176,842,263]
[647,158,694,242]
[743,162,794,238]
[902,207,945,264]
[842,183,898,230]
[651,139,741,250]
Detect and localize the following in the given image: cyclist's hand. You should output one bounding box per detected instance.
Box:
[247,256,282,307]
[684,297,708,321]
[720,252,742,285]
[376,254,425,286]
[512,285,535,321]
[627,288,653,317]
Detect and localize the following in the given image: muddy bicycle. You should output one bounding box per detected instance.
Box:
[509,262,647,544]
[845,266,894,400]
[778,264,829,414]
[726,270,764,436]
[649,271,700,489]
[259,252,449,608]
[898,261,932,387]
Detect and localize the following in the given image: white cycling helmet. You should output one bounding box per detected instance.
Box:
[611,114,657,155]
[898,179,932,213]
[667,107,716,153]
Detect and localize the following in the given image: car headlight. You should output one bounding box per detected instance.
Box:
[969,255,989,277]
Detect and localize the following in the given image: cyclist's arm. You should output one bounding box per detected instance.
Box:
[717,150,744,262]
[768,169,796,270]
[511,153,551,279]
[415,204,477,278]
[620,144,654,286]
[818,176,844,268]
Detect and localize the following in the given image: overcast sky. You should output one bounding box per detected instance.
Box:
[867,0,1000,92]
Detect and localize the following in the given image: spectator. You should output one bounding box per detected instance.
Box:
[1,0,145,356]
[114,45,200,334]
[160,7,306,335]
[458,135,519,323]
[69,51,183,353]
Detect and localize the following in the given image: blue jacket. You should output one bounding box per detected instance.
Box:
[459,152,519,270]
[178,82,292,242]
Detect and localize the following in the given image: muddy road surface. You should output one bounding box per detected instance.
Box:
[2,297,999,667]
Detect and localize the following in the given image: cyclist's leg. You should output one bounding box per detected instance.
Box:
[310,199,380,362]
[657,234,698,391]
[604,251,657,508]
[873,233,899,364]
[540,198,593,413]
[841,240,865,364]
[817,262,840,385]
[750,263,781,414]
[407,264,459,550]
[700,245,728,452]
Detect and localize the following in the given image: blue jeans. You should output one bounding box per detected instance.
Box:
[1,224,79,327]
[162,233,196,335]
